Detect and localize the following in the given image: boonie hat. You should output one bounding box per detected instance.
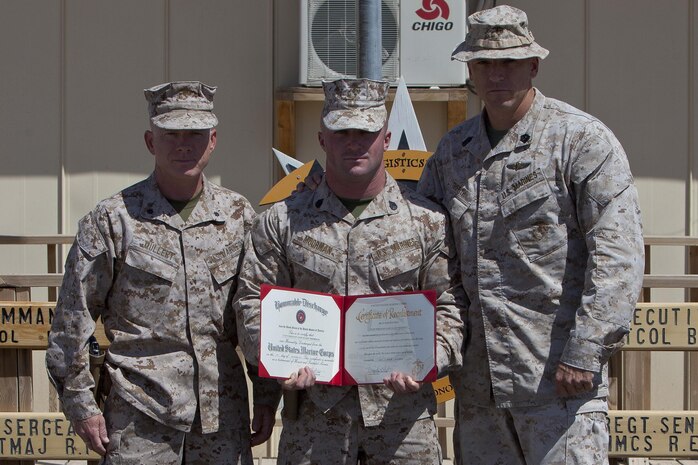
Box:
[321,78,389,132]
[451,5,549,62]
[144,81,218,130]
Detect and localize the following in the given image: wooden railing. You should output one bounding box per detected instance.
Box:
[2,235,698,463]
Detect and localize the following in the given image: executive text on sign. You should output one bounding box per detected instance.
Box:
[623,304,697,350]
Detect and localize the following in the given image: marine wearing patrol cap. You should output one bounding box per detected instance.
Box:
[451,5,549,62]
[144,81,219,130]
[321,78,390,132]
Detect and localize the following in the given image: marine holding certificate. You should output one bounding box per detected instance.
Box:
[233,78,466,465]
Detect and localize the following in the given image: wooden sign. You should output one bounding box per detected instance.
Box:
[432,375,455,403]
[259,160,324,206]
[0,301,109,349]
[0,413,98,459]
[384,150,432,181]
[608,411,698,457]
[624,303,698,350]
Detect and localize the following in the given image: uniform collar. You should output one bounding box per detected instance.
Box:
[140,173,225,228]
[463,88,546,160]
[311,173,402,223]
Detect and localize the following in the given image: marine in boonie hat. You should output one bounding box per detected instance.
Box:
[144,81,219,130]
[321,78,390,132]
[451,5,549,62]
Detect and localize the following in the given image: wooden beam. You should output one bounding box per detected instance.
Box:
[0,274,64,288]
[644,275,698,288]
[275,86,468,103]
[0,235,73,245]
[643,236,698,247]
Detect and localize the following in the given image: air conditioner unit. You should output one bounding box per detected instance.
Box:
[299,0,467,87]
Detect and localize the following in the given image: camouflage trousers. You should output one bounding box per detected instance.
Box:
[101,392,253,465]
[453,398,609,465]
[277,389,442,465]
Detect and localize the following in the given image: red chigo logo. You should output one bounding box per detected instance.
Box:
[415,0,450,20]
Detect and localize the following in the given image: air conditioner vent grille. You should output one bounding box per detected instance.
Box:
[307,0,399,83]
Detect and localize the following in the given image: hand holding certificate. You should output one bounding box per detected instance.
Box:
[259,285,437,385]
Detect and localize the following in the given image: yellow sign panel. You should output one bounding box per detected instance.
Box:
[624,303,698,350]
[384,150,432,181]
[259,160,324,206]
[0,302,109,349]
[431,375,455,403]
[0,413,98,459]
[608,411,698,457]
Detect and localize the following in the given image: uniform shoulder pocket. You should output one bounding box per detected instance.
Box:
[76,213,108,258]
[586,153,632,208]
[445,190,471,221]
[289,235,340,280]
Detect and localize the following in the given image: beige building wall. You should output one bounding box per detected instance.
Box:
[0,0,275,245]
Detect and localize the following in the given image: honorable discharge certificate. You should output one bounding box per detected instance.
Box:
[259,285,436,385]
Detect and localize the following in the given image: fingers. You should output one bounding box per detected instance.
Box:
[279,367,316,390]
[294,181,307,193]
[555,363,594,397]
[383,372,421,394]
[75,415,109,456]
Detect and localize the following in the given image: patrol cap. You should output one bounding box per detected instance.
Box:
[321,78,389,132]
[451,5,549,62]
[144,81,218,130]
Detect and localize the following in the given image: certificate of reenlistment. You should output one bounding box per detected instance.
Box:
[259,284,436,385]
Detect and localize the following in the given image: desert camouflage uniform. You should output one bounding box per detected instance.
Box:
[234,174,465,465]
[47,174,278,464]
[418,89,644,464]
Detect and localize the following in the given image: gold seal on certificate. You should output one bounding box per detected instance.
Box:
[259,284,437,385]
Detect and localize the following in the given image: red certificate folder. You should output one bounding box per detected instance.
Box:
[259,284,437,385]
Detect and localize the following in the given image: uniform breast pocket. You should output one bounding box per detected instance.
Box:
[500,178,567,262]
[371,241,422,291]
[289,238,340,285]
[206,246,242,328]
[206,242,243,288]
[121,245,180,318]
[125,244,179,282]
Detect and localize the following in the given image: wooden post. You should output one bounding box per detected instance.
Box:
[687,245,698,410]
[446,90,466,130]
[621,243,652,411]
[274,98,296,184]
[0,286,34,465]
